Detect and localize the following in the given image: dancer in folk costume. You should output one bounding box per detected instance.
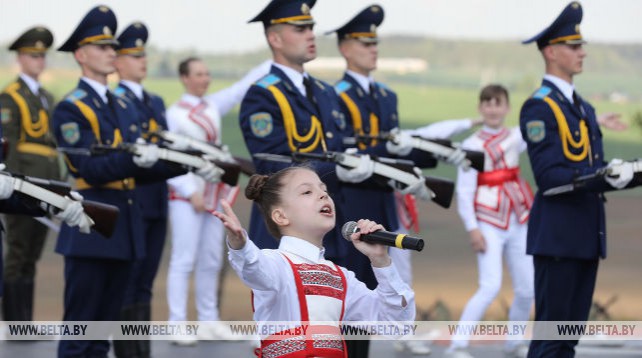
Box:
[166,57,269,344]
[446,85,533,358]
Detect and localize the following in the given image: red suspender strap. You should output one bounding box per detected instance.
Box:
[282,254,313,353]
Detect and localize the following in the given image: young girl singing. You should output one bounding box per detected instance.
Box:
[212,166,415,357]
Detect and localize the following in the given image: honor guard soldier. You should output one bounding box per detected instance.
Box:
[0,26,63,325]
[328,5,453,356]
[240,0,375,262]
[53,6,208,357]
[112,22,169,358]
[520,2,634,356]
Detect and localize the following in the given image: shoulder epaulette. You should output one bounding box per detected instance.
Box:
[532,86,552,100]
[3,82,20,93]
[334,80,352,94]
[113,86,127,98]
[65,89,87,103]
[256,74,281,89]
[375,81,391,90]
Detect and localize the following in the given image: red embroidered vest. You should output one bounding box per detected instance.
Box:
[257,254,348,358]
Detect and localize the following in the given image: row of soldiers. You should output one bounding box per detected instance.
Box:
[2,1,641,358]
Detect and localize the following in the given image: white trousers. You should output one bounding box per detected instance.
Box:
[451,214,534,350]
[167,200,225,322]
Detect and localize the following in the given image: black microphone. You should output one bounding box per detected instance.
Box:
[341,221,424,252]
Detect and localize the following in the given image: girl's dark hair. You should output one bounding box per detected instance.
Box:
[479,84,509,104]
[245,165,314,239]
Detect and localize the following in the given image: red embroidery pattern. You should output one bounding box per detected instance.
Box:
[261,337,306,358]
[295,263,345,300]
[312,334,344,350]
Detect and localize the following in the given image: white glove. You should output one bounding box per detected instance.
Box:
[0,164,15,200]
[196,161,224,183]
[167,135,190,151]
[133,138,160,168]
[444,147,467,167]
[386,128,414,156]
[56,192,93,234]
[336,153,375,183]
[605,159,634,189]
[396,168,432,201]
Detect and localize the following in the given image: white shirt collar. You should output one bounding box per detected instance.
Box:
[272,62,307,97]
[278,236,326,264]
[19,73,40,95]
[81,77,110,104]
[481,125,504,135]
[544,74,575,103]
[179,93,204,107]
[120,80,144,101]
[346,70,375,94]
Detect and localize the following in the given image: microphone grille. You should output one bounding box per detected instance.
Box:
[341,221,358,241]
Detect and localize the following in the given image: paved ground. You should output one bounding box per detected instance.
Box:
[1,339,642,357]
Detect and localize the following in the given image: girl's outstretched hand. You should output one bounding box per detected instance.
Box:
[211,199,247,250]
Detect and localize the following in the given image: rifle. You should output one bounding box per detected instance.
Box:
[62,143,240,187]
[1,172,119,238]
[344,132,485,172]
[148,131,255,176]
[543,159,642,196]
[254,151,455,209]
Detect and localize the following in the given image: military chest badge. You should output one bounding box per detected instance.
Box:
[61,122,80,145]
[250,112,273,138]
[526,120,545,143]
[1,109,12,124]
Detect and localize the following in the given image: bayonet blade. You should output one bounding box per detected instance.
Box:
[543,184,576,196]
[253,153,293,163]
[57,147,92,156]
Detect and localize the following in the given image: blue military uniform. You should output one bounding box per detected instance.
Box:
[330,5,437,289]
[330,5,396,290]
[242,0,351,260]
[112,22,173,358]
[520,2,613,356]
[53,6,175,358]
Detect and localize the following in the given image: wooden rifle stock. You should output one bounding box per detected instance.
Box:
[211,160,241,186]
[232,156,256,176]
[423,175,455,209]
[19,177,120,238]
[80,200,119,238]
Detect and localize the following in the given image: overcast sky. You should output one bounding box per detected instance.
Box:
[1,0,641,54]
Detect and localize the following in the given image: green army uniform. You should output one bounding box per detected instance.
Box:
[0,26,61,322]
